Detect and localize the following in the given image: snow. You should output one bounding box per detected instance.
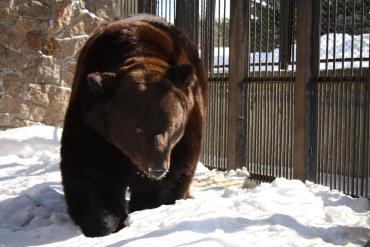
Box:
[0,125,369,247]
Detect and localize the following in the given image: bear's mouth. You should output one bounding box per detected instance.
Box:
[147,167,168,180]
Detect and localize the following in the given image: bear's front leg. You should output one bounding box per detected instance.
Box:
[62,173,129,237]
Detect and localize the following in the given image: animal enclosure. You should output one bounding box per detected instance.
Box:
[119,0,369,197]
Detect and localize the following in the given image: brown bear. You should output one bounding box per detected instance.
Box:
[60,14,207,237]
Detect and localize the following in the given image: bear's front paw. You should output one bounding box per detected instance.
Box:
[80,212,129,237]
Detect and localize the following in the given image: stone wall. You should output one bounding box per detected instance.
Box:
[0,0,116,129]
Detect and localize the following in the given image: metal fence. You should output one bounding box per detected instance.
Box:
[313,0,369,196]
[119,0,369,197]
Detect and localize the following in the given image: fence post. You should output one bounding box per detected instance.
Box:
[138,0,156,14]
[175,0,198,45]
[227,0,247,170]
[293,0,320,181]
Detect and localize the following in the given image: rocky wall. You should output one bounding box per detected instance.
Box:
[0,0,114,129]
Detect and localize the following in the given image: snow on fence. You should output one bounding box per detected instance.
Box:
[209,33,369,74]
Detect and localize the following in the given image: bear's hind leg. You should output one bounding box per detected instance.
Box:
[63,175,128,237]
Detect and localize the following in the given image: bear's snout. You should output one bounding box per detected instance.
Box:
[148,163,168,180]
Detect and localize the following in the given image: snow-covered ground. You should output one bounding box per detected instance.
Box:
[0,125,369,247]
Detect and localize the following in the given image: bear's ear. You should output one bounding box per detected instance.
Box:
[166,64,195,87]
[87,72,117,97]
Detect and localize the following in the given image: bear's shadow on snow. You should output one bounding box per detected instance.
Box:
[0,182,80,246]
[107,214,370,246]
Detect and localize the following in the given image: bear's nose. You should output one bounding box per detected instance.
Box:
[148,164,168,179]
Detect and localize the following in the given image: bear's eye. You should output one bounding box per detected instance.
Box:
[135,128,144,134]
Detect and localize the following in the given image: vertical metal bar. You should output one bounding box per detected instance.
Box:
[290,81,294,178]
[204,78,209,166]
[251,83,256,173]
[246,0,251,79]
[218,81,222,169]
[220,81,224,169]
[287,82,291,178]
[277,0,281,78]
[201,0,205,61]
[257,82,262,174]
[259,82,263,175]
[342,0,347,77]
[272,82,277,176]
[282,82,287,177]
[285,82,290,177]
[214,82,218,169]
[359,0,364,77]
[358,82,364,196]
[259,0,262,78]
[217,0,221,77]
[206,81,211,167]
[263,82,269,175]
[213,82,217,169]
[260,82,264,174]
[174,0,176,19]
[280,82,285,176]
[247,83,251,172]
[323,82,329,186]
[325,0,330,78]
[350,0,355,78]
[272,0,276,78]
[346,82,351,194]
[334,82,340,191]
[211,0,215,78]
[364,80,370,196]
[225,80,229,168]
[329,82,335,189]
[249,83,254,173]
[344,81,350,194]
[122,0,125,16]
[253,0,257,78]
[210,82,215,167]
[165,0,168,21]
[266,0,269,78]
[317,82,322,184]
[333,0,337,77]
[354,81,360,196]
[278,82,282,176]
[219,82,223,169]
[327,82,331,188]
[357,82,363,196]
[351,81,356,196]
[339,81,344,192]
[169,0,171,23]
[241,80,249,167]
[255,83,260,174]
[217,82,221,169]
[224,81,228,169]
[206,84,211,167]
[266,82,270,175]
[222,0,226,78]
[291,3,296,77]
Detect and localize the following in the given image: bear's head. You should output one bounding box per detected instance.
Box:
[82,64,197,180]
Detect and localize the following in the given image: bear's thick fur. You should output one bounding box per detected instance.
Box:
[60,14,207,237]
